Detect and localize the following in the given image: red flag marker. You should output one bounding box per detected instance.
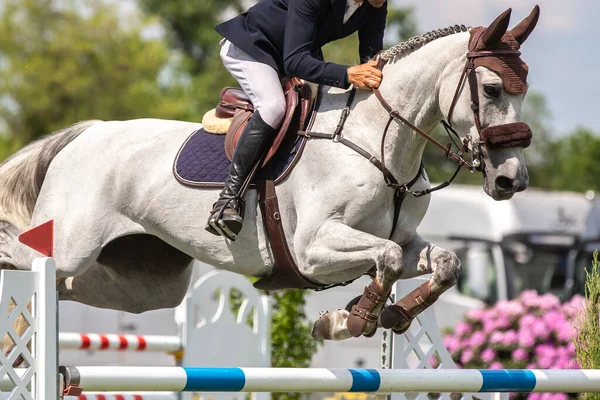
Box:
[18,220,54,257]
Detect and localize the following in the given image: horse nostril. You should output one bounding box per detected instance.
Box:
[495,175,515,191]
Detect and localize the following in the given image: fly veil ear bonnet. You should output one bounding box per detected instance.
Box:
[469,5,540,95]
[464,6,540,149]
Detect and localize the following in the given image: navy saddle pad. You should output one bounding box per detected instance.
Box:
[173,128,304,188]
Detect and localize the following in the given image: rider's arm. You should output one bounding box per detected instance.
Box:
[358,3,387,63]
[283,0,350,88]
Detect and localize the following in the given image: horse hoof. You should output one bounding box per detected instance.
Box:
[311,309,352,341]
[311,313,332,339]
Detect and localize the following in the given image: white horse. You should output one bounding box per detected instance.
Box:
[0,7,538,344]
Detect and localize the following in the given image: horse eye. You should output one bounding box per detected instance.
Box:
[483,85,500,98]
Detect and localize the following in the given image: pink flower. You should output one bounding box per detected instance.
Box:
[535,344,556,358]
[466,308,486,321]
[539,293,561,309]
[469,331,487,348]
[556,324,576,341]
[518,330,536,348]
[556,346,570,358]
[461,349,474,364]
[429,355,439,368]
[495,314,512,329]
[490,331,504,344]
[501,330,518,346]
[520,314,537,329]
[542,311,564,330]
[454,321,471,336]
[520,290,542,307]
[537,355,554,369]
[443,336,461,353]
[443,291,581,374]
[512,348,528,361]
[531,319,550,340]
[489,361,503,369]
[548,393,569,400]
[556,355,575,369]
[481,348,496,363]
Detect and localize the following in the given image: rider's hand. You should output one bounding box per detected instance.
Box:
[347,61,382,90]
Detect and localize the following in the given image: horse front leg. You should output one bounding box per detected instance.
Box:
[379,234,462,334]
[299,221,405,341]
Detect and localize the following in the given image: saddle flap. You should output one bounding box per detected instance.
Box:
[224,78,313,167]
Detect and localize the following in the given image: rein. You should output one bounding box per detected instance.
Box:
[373,58,474,171]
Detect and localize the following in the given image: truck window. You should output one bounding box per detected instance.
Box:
[456,245,498,304]
[504,249,569,298]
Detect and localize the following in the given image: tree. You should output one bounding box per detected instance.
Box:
[0,0,189,152]
[138,0,245,117]
[545,128,600,193]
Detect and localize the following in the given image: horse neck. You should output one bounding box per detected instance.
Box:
[348,32,469,183]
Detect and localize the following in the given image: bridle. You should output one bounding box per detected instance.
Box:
[372,27,532,185]
[299,28,532,233]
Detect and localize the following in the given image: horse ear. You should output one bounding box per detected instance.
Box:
[509,5,540,45]
[481,8,512,47]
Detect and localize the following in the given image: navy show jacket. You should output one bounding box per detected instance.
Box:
[215,0,387,88]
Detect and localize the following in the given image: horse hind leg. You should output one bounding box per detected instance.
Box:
[379,234,462,334]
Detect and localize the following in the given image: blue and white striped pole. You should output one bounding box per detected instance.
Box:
[60,367,600,393]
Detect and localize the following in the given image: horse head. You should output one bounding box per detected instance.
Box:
[439,6,540,200]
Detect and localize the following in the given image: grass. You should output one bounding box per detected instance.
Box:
[574,250,600,400]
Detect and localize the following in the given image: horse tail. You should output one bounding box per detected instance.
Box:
[0,120,103,230]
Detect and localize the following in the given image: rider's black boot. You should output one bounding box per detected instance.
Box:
[205,111,278,240]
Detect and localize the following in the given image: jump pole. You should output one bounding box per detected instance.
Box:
[59,366,600,394]
[59,333,183,354]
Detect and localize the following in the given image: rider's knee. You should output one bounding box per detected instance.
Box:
[257,100,286,129]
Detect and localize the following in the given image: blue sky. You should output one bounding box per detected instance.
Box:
[396,0,597,137]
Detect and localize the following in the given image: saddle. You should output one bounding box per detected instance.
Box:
[205,77,314,166]
[199,78,324,291]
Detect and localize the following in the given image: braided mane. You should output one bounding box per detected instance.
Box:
[378,25,470,62]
